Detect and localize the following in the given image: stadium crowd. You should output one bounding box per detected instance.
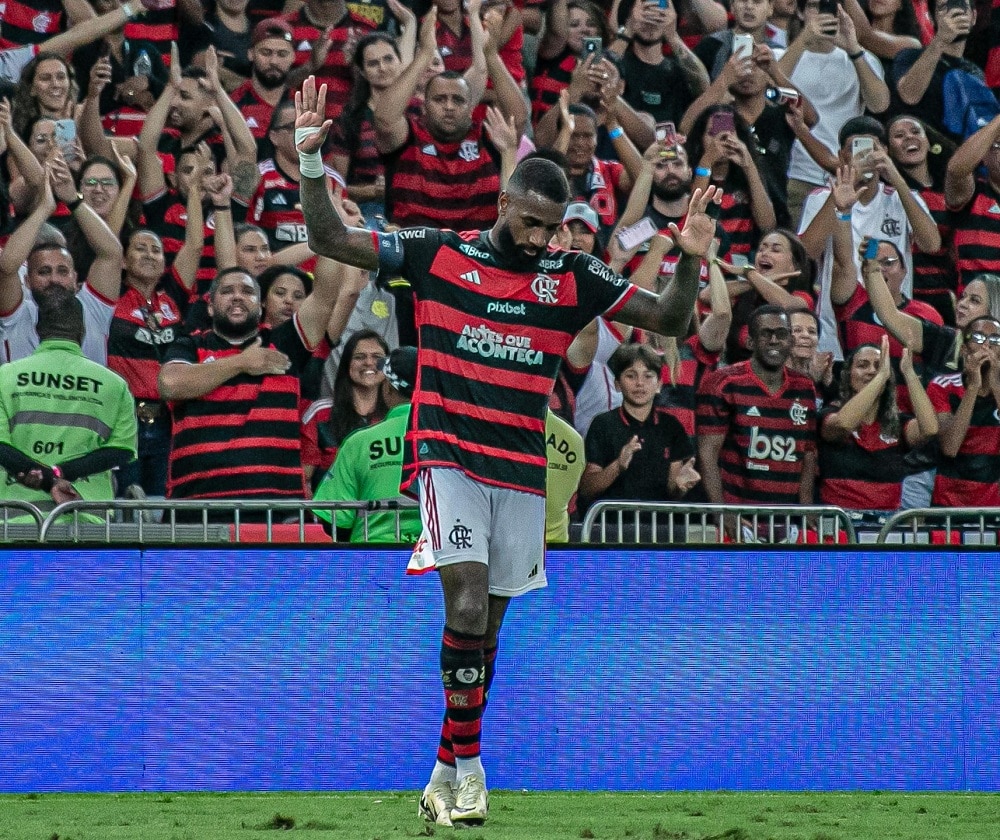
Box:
[2,0,1000,527]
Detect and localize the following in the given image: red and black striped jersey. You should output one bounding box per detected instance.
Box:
[696,361,817,505]
[107,270,192,401]
[383,117,500,231]
[529,48,575,126]
[163,315,315,500]
[571,158,625,232]
[283,7,378,122]
[655,334,721,438]
[709,182,757,258]
[0,0,62,49]
[142,189,219,293]
[927,372,1000,507]
[950,177,1000,290]
[905,178,956,316]
[250,158,344,251]
[124,4,178,65]
[817,412,909,511]
[230,79,291,161]
[834,282,942,411]
[375,227,636,495]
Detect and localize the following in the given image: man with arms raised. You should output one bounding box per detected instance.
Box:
[296,76,719,828]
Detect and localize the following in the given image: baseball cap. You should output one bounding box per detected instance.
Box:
[377,346,418,397]
[252,18,294,47]
[562,202,599,233]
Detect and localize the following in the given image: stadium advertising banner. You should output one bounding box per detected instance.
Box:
[1,548,997,793]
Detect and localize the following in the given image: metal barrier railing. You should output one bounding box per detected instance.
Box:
[37,498,419,544]
[580,502,858,545]
[875,508,1000,545]
[15,498,1000,546]
[0,501,45,542]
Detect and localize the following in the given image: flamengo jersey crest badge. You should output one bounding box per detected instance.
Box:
[33,12,51,32]
[531,273,559,304]
[458,140,480,162]
[789,400,808,426]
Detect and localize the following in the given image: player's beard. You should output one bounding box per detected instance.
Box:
[214,309,262,342]
[495,223,545,270]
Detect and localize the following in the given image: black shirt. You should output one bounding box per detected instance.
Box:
[620,49,694,125]
[584,405,694,502]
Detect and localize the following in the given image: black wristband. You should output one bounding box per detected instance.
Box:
[212,204,231,211]
[65,194,84,212]
[847,50,864,61]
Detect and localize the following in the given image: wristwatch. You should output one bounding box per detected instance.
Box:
[615,26,632,44]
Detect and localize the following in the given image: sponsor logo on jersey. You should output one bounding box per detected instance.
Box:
[460,269,481,285]
[457,324,543,365]
[747,405,761,417]
[747,427,798,467]
[420,144,438,156]
[486,301,525,316]
[459,243,490,260]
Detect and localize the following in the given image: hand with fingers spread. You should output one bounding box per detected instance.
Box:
[669,186,724,258]
[295,76,333,156]
[832,164,863,214]
[483,106,518,156]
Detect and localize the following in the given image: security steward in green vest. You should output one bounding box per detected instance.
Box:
[0,288,137,513]
[313,345,422,543]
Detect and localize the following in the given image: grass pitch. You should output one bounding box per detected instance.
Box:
[1,790,998,840]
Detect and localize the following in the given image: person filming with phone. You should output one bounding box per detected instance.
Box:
[892,0,985,142]
[778,0,890,226]
[607,0,710,128]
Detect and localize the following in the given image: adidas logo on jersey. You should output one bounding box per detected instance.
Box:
[272,193,288,205]
[421,144,437,156]
[989,203,1000,215]
[460,269,481,285]
[747,406,761,417]
[245,117,259,129]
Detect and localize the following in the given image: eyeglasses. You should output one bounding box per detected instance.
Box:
[876,256,900,267]
[83,177,118,187]
[966,332,1000,346]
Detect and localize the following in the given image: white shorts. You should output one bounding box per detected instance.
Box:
[417,468,547,597]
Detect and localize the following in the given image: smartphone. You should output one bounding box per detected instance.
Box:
[655,121,677,145]
[732,33,754,59]
[54,119,76,155]
[863,238,880,260]
[708,110,735,136]
[817,0,838,14]
[616,217,658,251]
[582,36,603,56]
[851,136,875,159]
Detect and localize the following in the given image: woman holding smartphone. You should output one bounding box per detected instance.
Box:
[686,103,776,258]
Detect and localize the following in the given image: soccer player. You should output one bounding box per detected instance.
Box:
[295,76,719,827]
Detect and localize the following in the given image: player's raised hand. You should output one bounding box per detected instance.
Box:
[294,76,332,155]
[668,186,723,258]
